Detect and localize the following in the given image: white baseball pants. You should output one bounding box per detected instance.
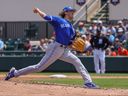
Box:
[14,41,92,83]
[93,49,106,74]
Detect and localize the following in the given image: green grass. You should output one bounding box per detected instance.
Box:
[94,78,128,89]
[1,72,128,89]
[90,73,128,76]
[28,72,128,89]
[30,78,128,89]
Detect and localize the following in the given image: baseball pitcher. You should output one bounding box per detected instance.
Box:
[5,6,99,89]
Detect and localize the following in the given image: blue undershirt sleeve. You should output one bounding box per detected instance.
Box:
[44,15,53,21]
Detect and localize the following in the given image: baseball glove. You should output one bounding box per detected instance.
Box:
[71,37,86,52]
[71,37,92,53]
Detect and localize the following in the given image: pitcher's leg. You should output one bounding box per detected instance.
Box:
[59,50,92,83]
[14,44,64,77]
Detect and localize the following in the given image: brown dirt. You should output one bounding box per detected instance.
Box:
[0,74,128,96]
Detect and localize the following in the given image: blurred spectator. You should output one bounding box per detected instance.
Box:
[122,18,128,32]
[123,39,128,49]
[44,38,49,45]
[0,39,4,51]
[85,32,91,41]
[50,36,55,41]
[97,20,107,35]
[23,39,32,52]
[48,39,54,44]
[29,40,40,51]
[89,20,97,35]
[81,34,92,56]
[15,38,24,50]
[4,38,15,50]
[39,38,48,52]
[76,21,87,35]
[116,20,125,32]
[106,29,115,45]
[113,38,120,51]
[105,48,111,56]
[76,31,81,37]
[107,24,117,36]
[81,35,86,41]
[117,43,128,56]
[110,46,117,56]
[125,31,128,40]
[116,28,126,43]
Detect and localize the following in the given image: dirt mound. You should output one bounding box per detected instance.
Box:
[1,74,128,96]
[0,81,128,96]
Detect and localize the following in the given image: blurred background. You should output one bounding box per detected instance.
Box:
[0,0,128,73]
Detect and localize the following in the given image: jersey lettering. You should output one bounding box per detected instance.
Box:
[60,24,70,28]
[98,39,103,44]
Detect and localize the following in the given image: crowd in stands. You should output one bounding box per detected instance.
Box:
[0,37,55,52]
[1,19,128,56]
[75,18,128,56]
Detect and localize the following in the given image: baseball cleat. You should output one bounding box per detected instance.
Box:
[84,82,100,89]
[5,67,15,81]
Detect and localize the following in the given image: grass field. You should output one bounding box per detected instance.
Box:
[27,72,128,89]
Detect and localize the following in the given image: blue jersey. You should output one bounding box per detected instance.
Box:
[44,15,76,45]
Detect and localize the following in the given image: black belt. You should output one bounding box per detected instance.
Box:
[60,45,67,48]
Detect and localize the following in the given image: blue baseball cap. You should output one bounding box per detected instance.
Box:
[63,6,76,12]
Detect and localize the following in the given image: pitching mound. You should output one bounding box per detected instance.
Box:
[0,74,128,96]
